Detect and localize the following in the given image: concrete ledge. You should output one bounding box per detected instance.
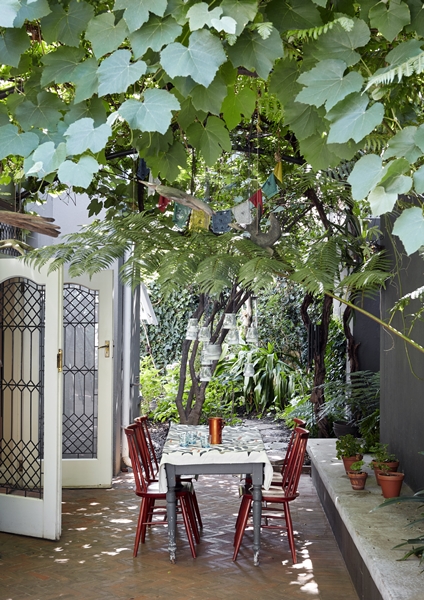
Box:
[308,439,423,600]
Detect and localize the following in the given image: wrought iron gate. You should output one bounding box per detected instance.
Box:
[62,283,99,459]
[0,277,45,498]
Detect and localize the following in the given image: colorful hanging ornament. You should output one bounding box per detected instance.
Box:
[248,188,263,210]
[189,209,210,231]
[173,202,191,229]
[262,173,279,199]
[232,200,252,225]
[211,209,233,233]
[158,195,171,212]
[274,161,283,183]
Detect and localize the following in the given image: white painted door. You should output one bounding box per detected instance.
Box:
[0,258,63,540]
[61,270,113,488]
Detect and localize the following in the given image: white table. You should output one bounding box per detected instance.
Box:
[159,423,273,565]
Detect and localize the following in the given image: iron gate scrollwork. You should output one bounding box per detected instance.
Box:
[62,283,99,459]
[0,277,45,498]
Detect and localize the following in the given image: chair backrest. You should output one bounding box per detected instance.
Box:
[282,427,309,498]
[281,418,306,480]
[134,416,159,477]
[133,418,157,482]
[124,424,149,494]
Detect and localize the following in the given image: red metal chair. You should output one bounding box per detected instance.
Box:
[134,416,203,529]
[233,427,310,564]
[271,417,306,486]
[125,424,199,558]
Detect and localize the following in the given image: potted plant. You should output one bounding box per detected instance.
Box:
[347,460,368,490]
[377,463,405,498]
[369,443,399,484]
[336,434,363,473]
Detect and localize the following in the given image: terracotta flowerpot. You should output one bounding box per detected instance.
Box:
[342,454,363,474]
[348,471,368,490]
[379,472,404,498]
[371,460,399,485]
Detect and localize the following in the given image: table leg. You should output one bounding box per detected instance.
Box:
[165,465,177,563]
[252,464,263,566]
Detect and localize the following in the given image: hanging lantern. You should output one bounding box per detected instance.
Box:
[185,318,199,340]
[244,362,255,377]
[200,349,212,366]
[223,313,237,329]
[199,366,212,381]
[246,326,259,345]
[198,326,211,343]
[226,328,240,345]
[204,343,222,361]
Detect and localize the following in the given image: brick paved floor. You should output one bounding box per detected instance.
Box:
[0,474,358,600]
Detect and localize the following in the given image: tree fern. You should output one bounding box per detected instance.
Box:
[365,51,424,90]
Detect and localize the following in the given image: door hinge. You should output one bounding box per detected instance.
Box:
[99,340,110,358]
[57,349,63,372]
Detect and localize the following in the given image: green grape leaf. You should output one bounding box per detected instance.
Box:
[41,47,85,86]
[392,207,424,254]
[119,89,180,134]
[187,2,222,30]
[58,155,100,188]
[300,133,341,171]
[347,154,384,200]
[190,74,228,116]
[407,0,424,36]
[266,0,323,32]
[367,186,398,215]
[413,164,424,193]
[0,28,30,67]
[386,39,423,66]
[284,101,325,141]
[186,116,231,166]
[129,15,182,59]
[161,30,226,87]
[85,12,129,59]
[413,123,424,153]
[114,0,167,33]
[269,58,301,107]
[327,93,384,143]
[147,141,187,180]
[40,0,94,47]
[227,28,283,79]
[369,0,410,42]
[307,19,371,67]
[64,118,112,155]
[177,98,206,130]
[384,127,421,162]
[13,0,51,28]
[220,0,257,35]
[211,16,237,33]
[296,60,363,111]
[0,0,21,28]
[73,59,99,104]
[64,98,106,128]
[0,124,39,159]
[97,50,146,96]
[222,85,256,129]
[15,91,64,131]
[25,141,67,177]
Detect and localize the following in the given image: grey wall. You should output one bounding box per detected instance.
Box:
[380,219,424,492]
[352,296,380,373]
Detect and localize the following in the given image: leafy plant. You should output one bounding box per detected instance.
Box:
[335,434,363,459]
[349,460,365,472]
[139,355,163,411]
[369,443,398,469]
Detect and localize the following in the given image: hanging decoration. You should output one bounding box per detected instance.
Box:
[243,362,255,377]
[173,202,191,229]
[246,326,259,345]
[226,328,241,345]
[211,209,233,233]
[248,188,263,210]
[189,209,210,231]
[199,366,212,381]
[204,343,222,361]
[261,173,279,199]
[158,195,171,212]
[185,318,199,340]
[232,200,252,225]
[223,313,237,329]
[198,326,211,343]
[274,160,283,183]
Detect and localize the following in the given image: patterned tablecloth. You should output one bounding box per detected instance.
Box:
[158,423,273,492]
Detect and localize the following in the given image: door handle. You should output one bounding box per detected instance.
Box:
[98,340,110,358]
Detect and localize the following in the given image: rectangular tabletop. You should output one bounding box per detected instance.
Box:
[159,423,273,565]
[158,423,273,492]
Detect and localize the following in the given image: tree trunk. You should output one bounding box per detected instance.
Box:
[343,304,360,373]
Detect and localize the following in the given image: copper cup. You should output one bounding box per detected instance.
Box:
[209,417,224,444]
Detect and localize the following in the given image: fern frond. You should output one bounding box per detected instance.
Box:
[238,256,285,292]
[290,238,341,295]
[287,17,354,42]
[338,251,391,296]
[365,51,424,90]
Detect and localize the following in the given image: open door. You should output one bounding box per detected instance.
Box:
[0,258,63,540]
[61,270,113,488]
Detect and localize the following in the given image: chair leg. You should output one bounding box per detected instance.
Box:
[191,489,203,529]
[185,494,200,544]
[134,498,147,557]
[283,502,297,564]
[179,497,197,558]
[141,497,153,544]
[232,496,252,561]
